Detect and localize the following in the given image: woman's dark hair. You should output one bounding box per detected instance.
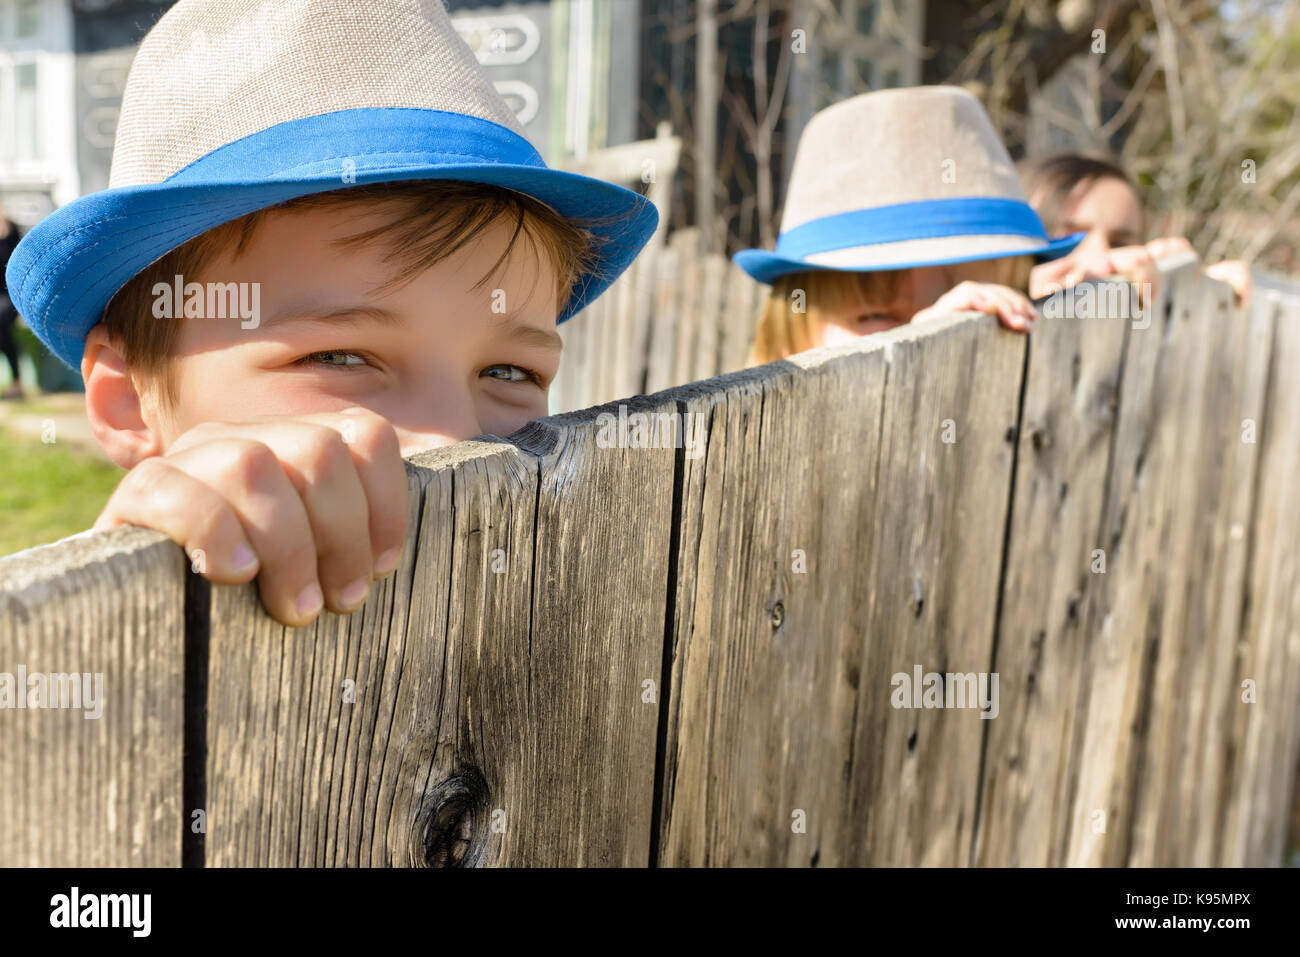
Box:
[1023,153,1143,239]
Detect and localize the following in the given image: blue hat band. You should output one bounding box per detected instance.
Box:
[775,197,1051,260]
[165,106,545,186]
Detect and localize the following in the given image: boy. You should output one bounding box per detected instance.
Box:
[3,0,657,627]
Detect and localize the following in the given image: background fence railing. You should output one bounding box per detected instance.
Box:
[551,226,767,413]
[2,257,1297,866]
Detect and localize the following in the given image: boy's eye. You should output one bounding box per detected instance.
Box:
[480,364,539,385]
[299,351,368,367]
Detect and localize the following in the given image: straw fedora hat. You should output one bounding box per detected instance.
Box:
[5,0,657,369]
[734,86,1081,283]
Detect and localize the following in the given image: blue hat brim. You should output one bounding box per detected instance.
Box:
[733,232,1085,285]
[5,107,659,369]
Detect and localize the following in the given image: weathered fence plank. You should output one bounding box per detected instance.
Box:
[203,400,678,867]
[509,397,678,865]
[1127,271,1269,865]
[1222,279,1300,866]
[645,240,682,396]
[0,527,186,866]
[848,314,1025,866]
[1062,263,1189,866]
[656,311,1025,865]
[202,442,533,866]
[1063,260,1229,865]
[973,280,1129,866]
[670,229,703,393]
[653,346,889,866]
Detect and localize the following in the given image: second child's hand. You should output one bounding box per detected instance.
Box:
[913,281,1037,332]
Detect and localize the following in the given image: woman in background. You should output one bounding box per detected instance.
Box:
[0,202,23,399]
[1024,154,1251,304]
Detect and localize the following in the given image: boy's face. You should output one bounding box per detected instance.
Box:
[149,203,561,457]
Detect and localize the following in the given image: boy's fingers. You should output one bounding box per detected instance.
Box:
[166,438,325,627]
[170,411,407,592]
[268,423,376,614]
[200,410,408,578]
[95,458,261,584]
[315,408,408,577]
[1028,257,1071,298]
[169,422,372,615]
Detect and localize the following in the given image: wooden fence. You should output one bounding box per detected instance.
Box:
[2,256,1298,866]
[551,226,766,413]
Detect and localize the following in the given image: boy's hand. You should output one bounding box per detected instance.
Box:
[93,408,408,627]
[913,281,1037,332]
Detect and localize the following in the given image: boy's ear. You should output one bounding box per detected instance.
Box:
[82,324,166,469]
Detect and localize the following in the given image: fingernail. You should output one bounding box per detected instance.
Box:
[296,582,324,618]
[232,544,258,574]
[339,577,369,610]
[375,548,400,576]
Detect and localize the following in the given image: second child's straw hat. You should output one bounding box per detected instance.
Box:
[734,86,1082,284]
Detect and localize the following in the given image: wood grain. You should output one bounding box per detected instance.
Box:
[657,311,1025,865]
[1221,281,1300,865]
[974,289,1129,866]
[0,526,185,866]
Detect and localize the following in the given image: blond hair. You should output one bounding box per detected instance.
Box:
[100,179,602,408]
[748,255,1034,365]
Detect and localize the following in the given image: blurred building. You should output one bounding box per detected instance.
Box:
[0,0,646,229]
[0,0,83,227]
[637,0,925,251]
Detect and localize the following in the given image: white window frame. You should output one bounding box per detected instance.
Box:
[0,0,79,211]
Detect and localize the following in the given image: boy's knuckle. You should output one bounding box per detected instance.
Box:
[350,416,399,457]
[300,426,350,475]
[223,439,280,486]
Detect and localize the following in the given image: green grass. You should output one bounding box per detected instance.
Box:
[0,425,124,556]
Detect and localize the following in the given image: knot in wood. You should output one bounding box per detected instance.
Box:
[770,600,785,631]
[415,766,490,868]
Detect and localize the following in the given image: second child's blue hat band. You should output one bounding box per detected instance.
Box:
[775,197,1051,258]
